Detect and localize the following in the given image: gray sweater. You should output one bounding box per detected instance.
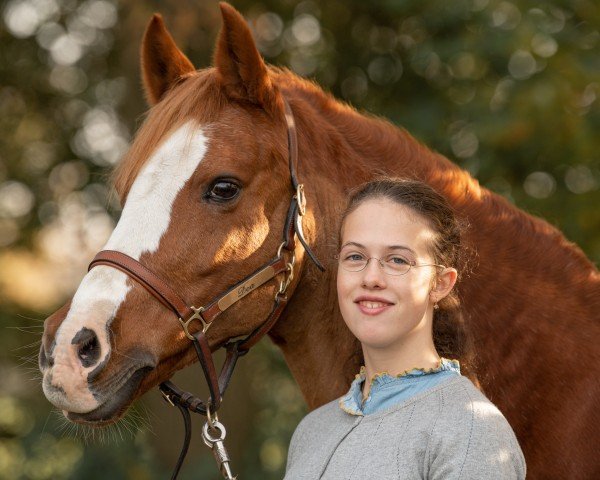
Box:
[285,376,526,479]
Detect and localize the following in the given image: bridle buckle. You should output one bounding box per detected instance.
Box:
[295,184,306,216]
[179,306,208,340]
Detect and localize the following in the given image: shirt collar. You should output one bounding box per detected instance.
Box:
[339,358,461,416]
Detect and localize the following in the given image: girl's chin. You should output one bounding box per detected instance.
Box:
[354,329,401,350]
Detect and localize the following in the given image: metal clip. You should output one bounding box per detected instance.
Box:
[202,420,236,480]
[178,306,208,340]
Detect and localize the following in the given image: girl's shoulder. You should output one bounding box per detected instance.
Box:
[295,394,353,432]
[434,375,506,417]
[424,376,527,478]
[361,375,521,452]
[434,376,517,434]
[396,375,519,441]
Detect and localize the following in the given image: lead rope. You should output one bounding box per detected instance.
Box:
[171,404,192,480]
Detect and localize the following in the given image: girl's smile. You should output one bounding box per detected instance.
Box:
[354,295,395,315]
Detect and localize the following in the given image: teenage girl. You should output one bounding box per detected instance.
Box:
[285,178,525,479]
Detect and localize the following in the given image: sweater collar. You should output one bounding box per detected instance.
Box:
[339,358,461,416]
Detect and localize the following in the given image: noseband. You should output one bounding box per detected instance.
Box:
[88,98,324,479]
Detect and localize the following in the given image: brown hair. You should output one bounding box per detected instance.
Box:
[340,177,476,377]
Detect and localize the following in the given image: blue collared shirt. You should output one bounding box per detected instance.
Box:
[339,358,461,416]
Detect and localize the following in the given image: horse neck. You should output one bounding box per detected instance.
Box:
[270,86,600,409]
[270,93,444,407]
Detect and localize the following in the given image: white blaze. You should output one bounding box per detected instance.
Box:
[45,121,208,412]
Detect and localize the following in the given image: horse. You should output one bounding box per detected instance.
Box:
[39,3,600,479]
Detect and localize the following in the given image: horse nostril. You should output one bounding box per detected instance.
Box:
[72,327,101,368]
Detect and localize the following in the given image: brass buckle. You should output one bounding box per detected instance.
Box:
[278,261,295,295]
[179,306,208,340]
[295,184,306,216]
[277,241,296,296]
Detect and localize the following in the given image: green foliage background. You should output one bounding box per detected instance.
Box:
[0,0,597,478]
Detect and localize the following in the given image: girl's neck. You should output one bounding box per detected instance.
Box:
[361,343,440,399]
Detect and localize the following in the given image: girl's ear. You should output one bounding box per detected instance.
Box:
[430,268,458,304]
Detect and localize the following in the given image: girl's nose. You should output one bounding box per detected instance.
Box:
[361,258,387,289]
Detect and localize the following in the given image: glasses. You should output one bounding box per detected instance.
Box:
[335,252,445,276]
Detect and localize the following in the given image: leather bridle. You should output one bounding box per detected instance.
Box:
[88,98,324,479]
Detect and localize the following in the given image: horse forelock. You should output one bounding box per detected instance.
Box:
[113,70,225,202]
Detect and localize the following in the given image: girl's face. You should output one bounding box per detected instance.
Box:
[337,198,442,351]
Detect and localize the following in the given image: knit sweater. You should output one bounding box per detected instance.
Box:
[284,376,526,479]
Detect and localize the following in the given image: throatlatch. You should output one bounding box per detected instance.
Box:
[88,98,323,479]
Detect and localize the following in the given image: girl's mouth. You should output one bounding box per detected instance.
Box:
[355,299,394,315]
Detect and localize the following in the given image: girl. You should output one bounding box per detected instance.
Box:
[285,178,525,479]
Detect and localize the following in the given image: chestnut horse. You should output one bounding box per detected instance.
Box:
[39,3,599,479]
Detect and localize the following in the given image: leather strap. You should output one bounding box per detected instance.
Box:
[237,293,287,351]
[170,403,191,480]
[192,331,221,411]
[284,99,300,191]
[159,338,247,416]
[89,250,193,320]
[158,292,287,415]
[199,255,290,325]
[89,249,290,328]
[283,100,324,271]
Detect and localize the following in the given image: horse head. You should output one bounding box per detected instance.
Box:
[39,3,316,425]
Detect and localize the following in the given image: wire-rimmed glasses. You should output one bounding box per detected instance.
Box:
[335,252,445,276]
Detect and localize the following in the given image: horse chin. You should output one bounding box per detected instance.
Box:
[65,366,153,426]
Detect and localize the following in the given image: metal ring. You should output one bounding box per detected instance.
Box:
[276,241,287,258]
[202,420,226,443]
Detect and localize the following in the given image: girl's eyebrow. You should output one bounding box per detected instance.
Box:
[388,245,416,255]
[340,241,416,255]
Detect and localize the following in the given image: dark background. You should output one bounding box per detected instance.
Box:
[0,0,598,478]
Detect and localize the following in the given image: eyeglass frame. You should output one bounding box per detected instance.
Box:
[334,253,446,276]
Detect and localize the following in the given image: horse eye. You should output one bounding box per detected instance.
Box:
[207,180,240,202]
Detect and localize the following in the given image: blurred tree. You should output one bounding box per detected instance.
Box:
[0,0,597,479]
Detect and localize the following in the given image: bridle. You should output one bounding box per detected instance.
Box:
[88,98,324,479]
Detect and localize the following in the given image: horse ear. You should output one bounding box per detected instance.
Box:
[215,2,281,114]
[141,14,195,105]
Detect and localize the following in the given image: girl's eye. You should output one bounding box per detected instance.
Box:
[206,180,241,202]
[345,253,365,262]
[387,256,410,265]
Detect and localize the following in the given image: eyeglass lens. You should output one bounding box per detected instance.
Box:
[338,254,412,275]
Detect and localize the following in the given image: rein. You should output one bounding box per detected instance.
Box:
[88,99,324,479]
